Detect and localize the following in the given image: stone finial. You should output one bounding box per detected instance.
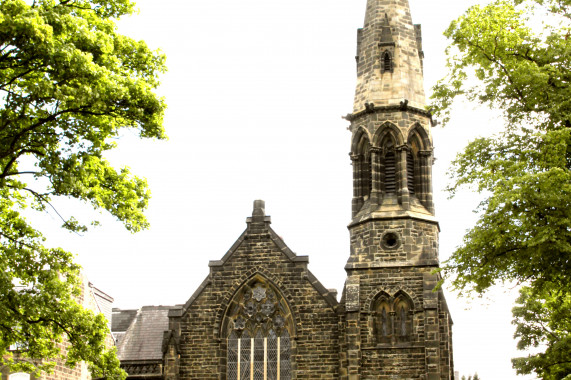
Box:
[247,200,272,226]
[252,200,265,220]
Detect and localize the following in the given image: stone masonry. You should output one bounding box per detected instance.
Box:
[3,1,454,379]
[112,0,454,379]
[342,0,454,379]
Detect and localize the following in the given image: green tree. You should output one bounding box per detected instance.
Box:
[0,0,166,378]
[430,0,571,378]
[512,284,571,379]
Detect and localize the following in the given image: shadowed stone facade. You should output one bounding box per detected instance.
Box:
[112,1,454,379]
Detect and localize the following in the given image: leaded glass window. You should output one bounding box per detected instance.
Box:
[225,279,293,380]
[372,291,414,344]
[228,331,239,379]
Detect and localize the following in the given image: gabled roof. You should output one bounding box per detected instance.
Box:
[113,306,178,361]
[182,200,338,312]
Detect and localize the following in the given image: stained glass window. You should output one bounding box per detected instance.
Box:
[225,280,292,380]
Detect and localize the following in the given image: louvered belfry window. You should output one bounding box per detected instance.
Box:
[384,152,396,193]
[406,149,415,195]
[226,281,292,380]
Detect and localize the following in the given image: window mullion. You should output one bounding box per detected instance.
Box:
[263,337,267,380]
[250,337,254,380]
[237,338,241,380]
[277,337,281,380]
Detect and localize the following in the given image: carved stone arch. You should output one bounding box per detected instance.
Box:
[351,126,372,154]
[218,270,298,340]
[392,290,415,310]
[365,288,391,313]
[406,122,431,151]
[387,285,422,310]
[351,127,373,209]
[373,122,404,148]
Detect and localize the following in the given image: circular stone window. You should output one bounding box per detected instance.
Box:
[381,232,400,250]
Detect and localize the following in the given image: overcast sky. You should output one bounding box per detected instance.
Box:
[33,0,538,379]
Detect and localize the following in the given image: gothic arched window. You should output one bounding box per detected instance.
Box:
[381,51,393,73]
[356,134,372,200]
[223,278,293,380]
[393,293,413,342]
[372,295,392,344]
[372,291,414,344]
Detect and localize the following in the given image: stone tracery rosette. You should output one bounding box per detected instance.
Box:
[225,278,292,338]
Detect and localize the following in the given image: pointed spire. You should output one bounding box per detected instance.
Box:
[353,0,425,113]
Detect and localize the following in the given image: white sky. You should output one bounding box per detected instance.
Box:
[31,0,538,379]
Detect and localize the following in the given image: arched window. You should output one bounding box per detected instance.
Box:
[372,291,414,344]
[393,293,413,342]
[356,134,372,199]
[406,132,423,202]
[381,51,393,73]
[224,279,293,380]
[372,295,392,344]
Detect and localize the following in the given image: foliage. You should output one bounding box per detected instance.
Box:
[461,374,481,380]
[512,284,571,379]
[430,0,571,378]
[0,0,166,377]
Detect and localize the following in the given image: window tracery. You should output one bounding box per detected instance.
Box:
[224,279,292,380]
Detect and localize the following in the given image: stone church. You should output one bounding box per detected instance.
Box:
[112,0,455,379]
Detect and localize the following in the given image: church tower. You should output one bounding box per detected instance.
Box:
[342,1,454,379]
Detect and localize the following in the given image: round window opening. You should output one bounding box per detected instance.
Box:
[382,232,400,249]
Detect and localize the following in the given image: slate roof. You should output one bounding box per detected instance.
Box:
[113,306,179,361]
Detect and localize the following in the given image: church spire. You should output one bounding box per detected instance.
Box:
[347,0,434,220]
[354,0,425,113]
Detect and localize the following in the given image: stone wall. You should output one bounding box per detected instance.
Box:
[171,203,340,379]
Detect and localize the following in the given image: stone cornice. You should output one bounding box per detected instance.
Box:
[344,102,432,122]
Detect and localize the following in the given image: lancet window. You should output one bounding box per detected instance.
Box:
[372,291,414,344]
[356,134,372,199]
[224,279,293,380]
[393,293,413,342]
[381,51,393,73]
[406,127,436,213]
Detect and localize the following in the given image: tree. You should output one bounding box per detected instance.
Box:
[0,0,166,378]
[512,284,571,379]
[430,0,571,378]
